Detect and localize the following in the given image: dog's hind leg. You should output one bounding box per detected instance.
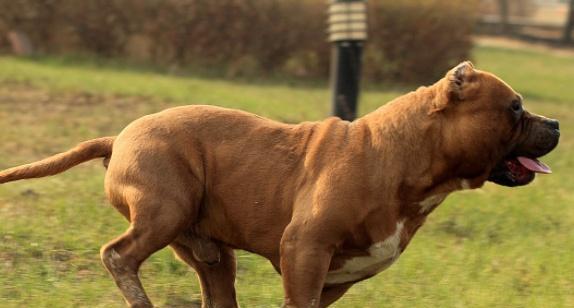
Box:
[100,198,192,308]
[319,284,352,308]
[171,240,238,308]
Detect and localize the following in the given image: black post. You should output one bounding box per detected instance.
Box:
[498,0,509,35]
[328,0,367,121]
[563,0,574,44]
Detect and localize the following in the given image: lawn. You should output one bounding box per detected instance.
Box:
[0,45,573,307]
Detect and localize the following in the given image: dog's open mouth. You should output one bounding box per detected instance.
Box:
[488,156,551,187]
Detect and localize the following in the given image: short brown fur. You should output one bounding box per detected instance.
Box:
[0,63,559,307]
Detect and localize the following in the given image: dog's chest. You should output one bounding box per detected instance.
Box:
[325,221,404,285]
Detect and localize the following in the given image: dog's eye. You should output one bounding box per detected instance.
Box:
[511,100,522,113]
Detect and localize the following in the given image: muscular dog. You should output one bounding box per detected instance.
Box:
[0,62,560,307]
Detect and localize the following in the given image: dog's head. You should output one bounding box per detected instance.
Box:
[435,61,560,187]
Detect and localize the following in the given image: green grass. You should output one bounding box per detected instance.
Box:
[0,45,573,307]
[474,46,574,104]
[0,55,402,124]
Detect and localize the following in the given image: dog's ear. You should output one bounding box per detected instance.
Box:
[431,61,478,113]
[446,61,476,101]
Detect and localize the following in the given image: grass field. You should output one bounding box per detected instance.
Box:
[0,45,573,307]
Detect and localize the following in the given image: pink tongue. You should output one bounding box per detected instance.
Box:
[517,156,552,174]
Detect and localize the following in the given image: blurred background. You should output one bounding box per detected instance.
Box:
[0,0,572,307]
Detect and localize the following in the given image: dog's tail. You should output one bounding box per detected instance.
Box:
[0,136,115,184]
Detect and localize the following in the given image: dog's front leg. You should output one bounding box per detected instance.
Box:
[279,222,335,308]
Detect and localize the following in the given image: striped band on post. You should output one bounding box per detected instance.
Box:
[328,1,368,42]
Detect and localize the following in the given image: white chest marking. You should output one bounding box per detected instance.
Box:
[461,179,471,190]
[418,194,447,214]
[325,221,404,285]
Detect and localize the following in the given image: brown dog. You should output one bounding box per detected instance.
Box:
[0,62,560,307]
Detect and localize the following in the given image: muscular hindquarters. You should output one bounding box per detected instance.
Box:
[104,131,203,224]
[103,105,320,258]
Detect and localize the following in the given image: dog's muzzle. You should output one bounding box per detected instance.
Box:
[488,118,560,187]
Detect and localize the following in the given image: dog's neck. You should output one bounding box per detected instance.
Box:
[355,85,484,214]
[349,88,479,247]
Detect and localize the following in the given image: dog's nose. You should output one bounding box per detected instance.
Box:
[546,119,559,131]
